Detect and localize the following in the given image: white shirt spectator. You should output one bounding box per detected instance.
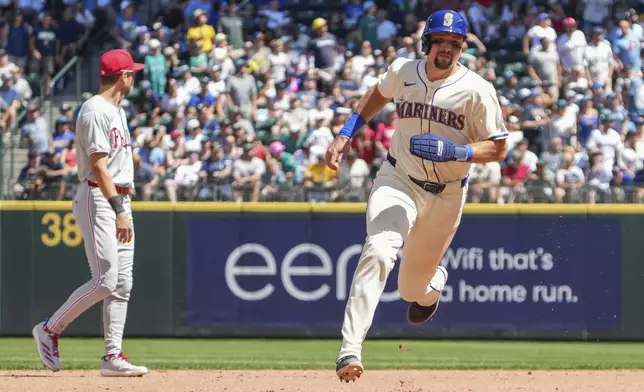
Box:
[522,149,540,172]
[586,128,624,170]
[620,145,643,173]
[174,160,202,186]
[526,25,557,49]
[351,54,374,81]
[469,161,502,185]
[557,30,587,70]
[268,52,290,83]
[585,41,613,89]
[338,157,371,188]
[234,156,266,178]
[305,126,334,150]
[550,106,578,142]
[556,165,585,184]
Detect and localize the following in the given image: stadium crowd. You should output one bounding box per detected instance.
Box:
[12,0,644,204]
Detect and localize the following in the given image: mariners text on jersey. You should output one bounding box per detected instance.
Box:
[395,101,466,130]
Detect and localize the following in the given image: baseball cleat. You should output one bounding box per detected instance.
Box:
[32,319,61,372]
[100,352,148,377]
[407,300,440,325]
[407,266,448,325]
[336,355,364,382]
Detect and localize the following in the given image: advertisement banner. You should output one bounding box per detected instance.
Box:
[186,215,621,331]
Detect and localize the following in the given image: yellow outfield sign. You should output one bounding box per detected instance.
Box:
[1,201,644,214]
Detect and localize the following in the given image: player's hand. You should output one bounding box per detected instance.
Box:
[325,135,351,170]
[410,133,468,163]
[116,212,133,243]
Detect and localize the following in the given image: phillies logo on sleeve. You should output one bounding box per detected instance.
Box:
[109,127,132,149]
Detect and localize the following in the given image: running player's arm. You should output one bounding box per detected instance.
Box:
[468,83,509,164]
[82,111,121,203]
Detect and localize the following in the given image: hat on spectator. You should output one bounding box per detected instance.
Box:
[187,118,201,130]
[100,49,144,77]
[121,1,133,11]
[363,1,376,10]
[149,39,161,49]
[193,9,206,18]
[269,141,286,154]
[517,88,532,100]
[312,17,327,30]
[563,17,576,26]
[537,13,550,22]
[592,26,605,35]
[215,33,227,43]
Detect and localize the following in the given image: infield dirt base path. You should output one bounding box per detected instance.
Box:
[1,370,643,392]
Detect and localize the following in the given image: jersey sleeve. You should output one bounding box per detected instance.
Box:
[473,82,509,141]
[376,57,408,99]
[80,111,111,156]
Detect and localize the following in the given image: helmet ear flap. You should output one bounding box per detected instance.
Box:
[421,34,431,55]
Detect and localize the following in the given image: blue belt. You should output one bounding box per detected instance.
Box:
[386,153,468,195]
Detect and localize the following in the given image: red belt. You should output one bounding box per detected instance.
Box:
[87,180,130,195]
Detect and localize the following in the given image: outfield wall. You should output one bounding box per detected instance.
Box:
[1,201,642,340]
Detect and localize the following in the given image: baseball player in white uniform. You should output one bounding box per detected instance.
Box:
[32,49,148,377]
[325,10,509,383]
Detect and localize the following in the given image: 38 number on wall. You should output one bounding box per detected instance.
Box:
[41,212,82,247]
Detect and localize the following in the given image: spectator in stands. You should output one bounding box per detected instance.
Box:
[3,10,30,70]
[114,1,141,49]
[309,17,337,91]
[165,151,203,202]
[187,9,215,55]
[524,13,557,54]
[499,149,530,203]
[528,37,562,101]
[260,157,287,200]
[224,60,257,120]
[468,161,501,203]
[21,104,50,155]
[40,151,67,200]
[14,152,42,199]
[335,149,370,201]
[218,3,243,50]
[30,11,58,97]
[144,39,167,96]
[59,6,89,62]
[232,142,266,202]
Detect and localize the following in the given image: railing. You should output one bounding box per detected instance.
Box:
[46,55,83,125]
[10,177,644,204]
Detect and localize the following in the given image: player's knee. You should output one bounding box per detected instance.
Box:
[398,283,424,303]
[96,271,118,297]
[114,275,132,300]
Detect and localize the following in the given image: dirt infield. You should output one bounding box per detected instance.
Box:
[1,369,644,392]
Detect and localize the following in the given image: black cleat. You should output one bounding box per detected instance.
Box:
[407,300,440,325]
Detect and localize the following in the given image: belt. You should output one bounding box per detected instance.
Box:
[87,180,130,196]
[386,153,468,195]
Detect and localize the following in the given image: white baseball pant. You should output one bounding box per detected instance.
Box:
[46,181,134,356]
[337,159,467,361]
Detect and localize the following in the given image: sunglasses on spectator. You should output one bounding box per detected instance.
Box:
[431,38,462,50]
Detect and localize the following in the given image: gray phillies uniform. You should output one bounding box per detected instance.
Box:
[46,95,135,356]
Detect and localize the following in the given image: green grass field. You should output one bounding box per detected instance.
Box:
[2,338,644,371]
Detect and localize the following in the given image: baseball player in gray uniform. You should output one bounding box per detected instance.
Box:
[32,49,148,377]
[325,10,509,382]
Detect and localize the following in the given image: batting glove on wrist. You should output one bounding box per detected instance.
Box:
[410,134,472,163]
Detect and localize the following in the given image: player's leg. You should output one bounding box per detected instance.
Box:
[101,195,148,377]
[33,183,120,371]
[336,172,417,381]
[398,187,467,324]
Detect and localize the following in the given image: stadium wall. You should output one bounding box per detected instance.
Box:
[1,201,642,340]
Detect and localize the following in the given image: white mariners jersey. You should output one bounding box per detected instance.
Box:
[376,57,509,183]
[75,95,134,187]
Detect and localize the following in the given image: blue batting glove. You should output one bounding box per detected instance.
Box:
[410,133,472,163]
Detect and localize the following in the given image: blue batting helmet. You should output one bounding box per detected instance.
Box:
[421,10,468,54]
